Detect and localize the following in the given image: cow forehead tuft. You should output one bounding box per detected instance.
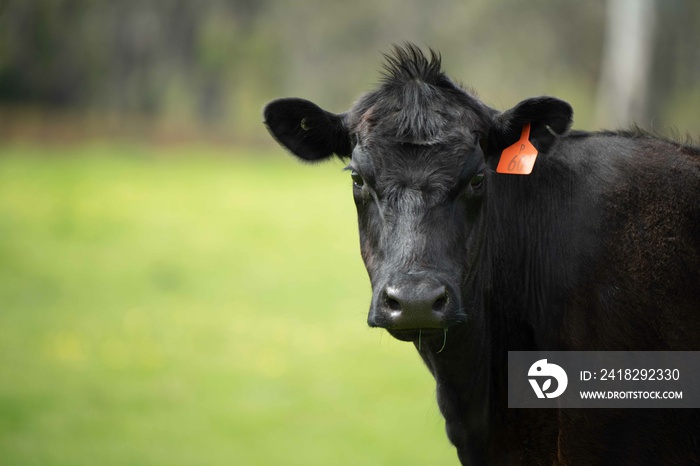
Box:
[380,43,445,87]
[347,46,489,146]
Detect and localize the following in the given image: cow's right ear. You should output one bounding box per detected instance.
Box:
[263,98,353,162]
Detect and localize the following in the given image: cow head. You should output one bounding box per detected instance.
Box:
[264,45,572,345]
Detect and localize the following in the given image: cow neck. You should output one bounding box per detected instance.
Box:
[486,161,573,351]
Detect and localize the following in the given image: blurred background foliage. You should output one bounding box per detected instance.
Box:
[0,0,699,143]
[0,1,698,466]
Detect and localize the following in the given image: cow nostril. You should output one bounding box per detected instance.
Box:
[432,295,448,313]
[385,296,402,312]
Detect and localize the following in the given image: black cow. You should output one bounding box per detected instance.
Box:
[264,44,700,465]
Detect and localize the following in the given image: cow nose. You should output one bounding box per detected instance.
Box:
[375,284,448,329]
[385,285,448,314]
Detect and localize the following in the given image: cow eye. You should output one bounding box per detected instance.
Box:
[350,171,364,188]
[470,172,485,188]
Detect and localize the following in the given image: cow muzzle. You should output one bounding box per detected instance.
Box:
[367,275,463,339]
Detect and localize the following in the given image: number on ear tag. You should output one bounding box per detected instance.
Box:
[496,123,538,175]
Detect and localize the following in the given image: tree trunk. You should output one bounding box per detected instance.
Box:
[594,0,656,129]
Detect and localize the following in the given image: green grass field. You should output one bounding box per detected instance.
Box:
[0,144,458,466]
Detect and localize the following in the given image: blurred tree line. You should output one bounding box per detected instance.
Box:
[0,0,698,144]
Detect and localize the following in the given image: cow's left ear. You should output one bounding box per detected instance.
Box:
[488,96,573,155]
[264,98,353,162]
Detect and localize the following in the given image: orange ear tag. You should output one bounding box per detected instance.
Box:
[496,123,538,175]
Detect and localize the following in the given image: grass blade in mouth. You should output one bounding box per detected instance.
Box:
[436,328,448,354]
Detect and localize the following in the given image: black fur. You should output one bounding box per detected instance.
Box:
[263,44,700,465]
